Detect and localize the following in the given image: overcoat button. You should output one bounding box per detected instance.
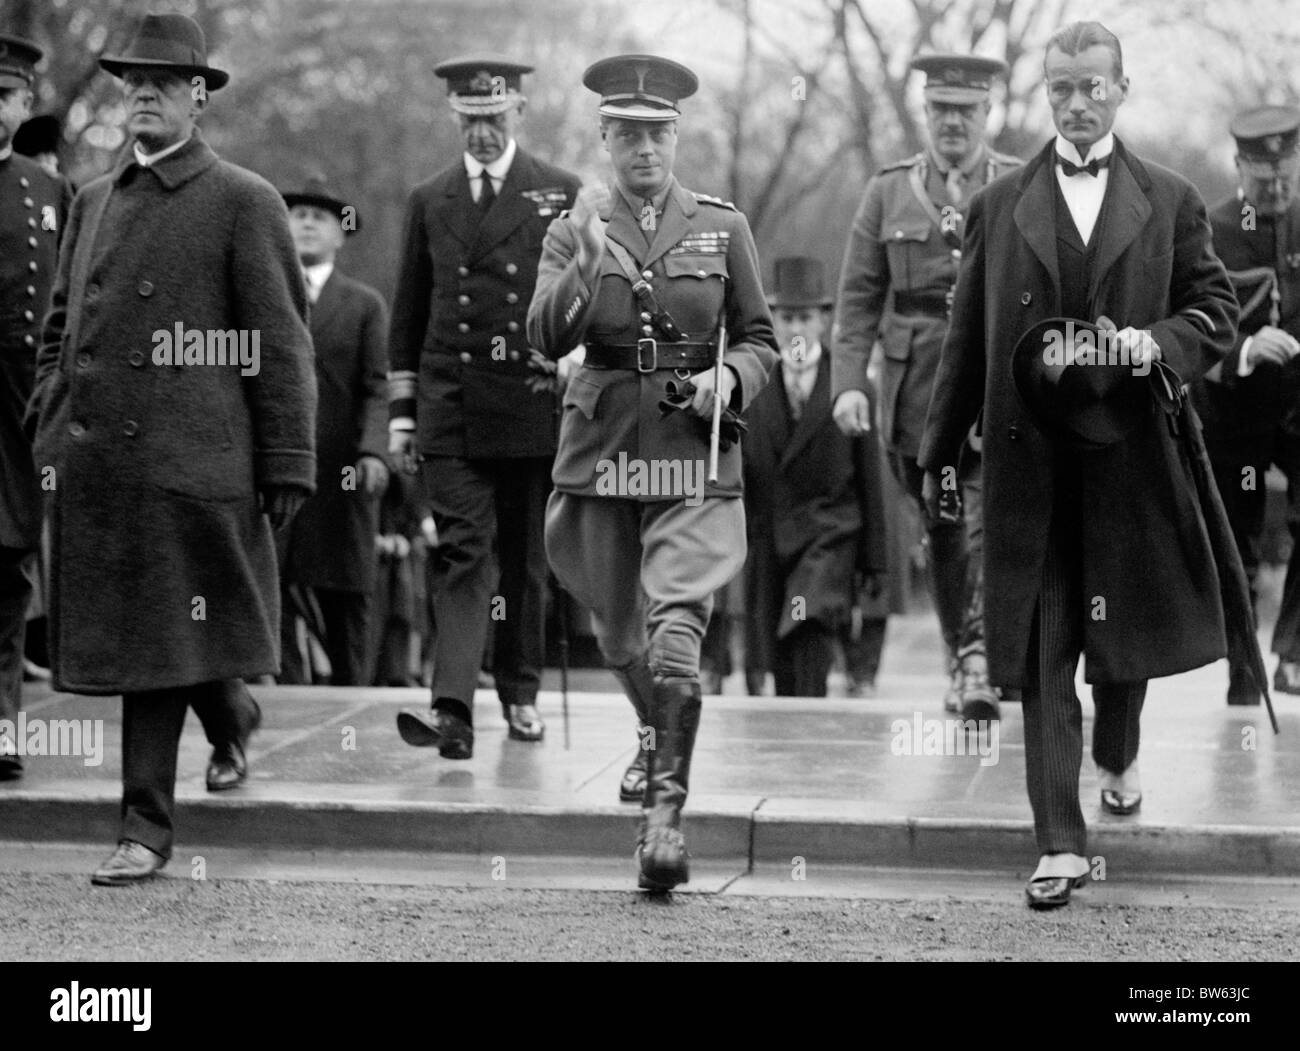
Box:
[457,294,471,306]
[122,420,139,437]
[86,284,100,299]
[138,280,154,297]
[23,310,34,322]
[27,236,37,248]
[26,285,35,296]
[27,217,36,228]
[68,421,84,437]
[129,350,145,367]
[506,321,520,333]
[509,350,520,361]
[505,292,519,304]
[459,352,472,363]
[23,334,35,347]
[22,197,32,208]
[1021,292,1032,305]
[457,266,470,277]
[505,263,518,276]
[19,176,29,188]
[457,322,470,333]
[1009,425,1021,441]
[76,352,91,368]
[28,261,37,272]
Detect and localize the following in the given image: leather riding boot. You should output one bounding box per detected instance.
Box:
[636,679,702,891]
[612,657,655,803]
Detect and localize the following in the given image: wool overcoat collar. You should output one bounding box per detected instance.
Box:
[113,129,219,191]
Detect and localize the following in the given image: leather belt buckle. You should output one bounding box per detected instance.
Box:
[637,338,657,373]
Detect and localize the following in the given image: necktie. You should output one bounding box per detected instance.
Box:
[1057,153,1110,178]
[478,172,496,213]
[302,270,317,303]
[945,167,965,205]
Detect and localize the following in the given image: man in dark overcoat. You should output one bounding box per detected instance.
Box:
[390,55,581,758]
[28,13,316,884]
[278,176,389,686]
[919,21,1237,908]
[743,256,885,697]
[0,34,71,780]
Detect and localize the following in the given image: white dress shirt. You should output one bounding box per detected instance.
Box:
[781,339,822,420]
[1054,131,1114,246]
[301,260,334,304]
[133,135,191,168]
[464,137,516,203]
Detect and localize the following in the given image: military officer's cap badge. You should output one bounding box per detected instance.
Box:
[435,54,533,116]
[1231,104,1300,170]
[0,34,44,90]
[583,54,698,122]
[910,52,1007,104]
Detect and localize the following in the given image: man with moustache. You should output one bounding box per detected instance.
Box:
[28,12,316,883]
[920,21,1236,908]
[833,53,1019,723]
[0,34,71,780]
[390,55,580,759]
[1189,106,1300,704]
[528,55,777,890]
[278,175,389,687]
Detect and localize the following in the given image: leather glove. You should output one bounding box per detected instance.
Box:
[658,378,748,451]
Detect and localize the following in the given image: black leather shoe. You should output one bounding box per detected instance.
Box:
[1101,789,1142,815]
[91,840,166,886]
[505,703,545,742]
[205,694,262,792]
[1275,660,1300,695]
[0,755,22,781]
[637,826,690,892]
[636,681,702,892]
[1026,874,1087,910]
[396,707,474,759]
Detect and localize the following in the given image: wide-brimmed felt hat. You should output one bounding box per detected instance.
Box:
[100,13,229,91]
[767,256,834,310]
[282,174,358,233]
[1011,316,1153,446]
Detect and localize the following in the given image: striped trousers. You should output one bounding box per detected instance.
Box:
[1022,470,1145,856]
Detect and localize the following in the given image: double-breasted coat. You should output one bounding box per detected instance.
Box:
[29,132,317,694]
[283,268,388,594]
[919,138,1239,686]
[742,354,885,669]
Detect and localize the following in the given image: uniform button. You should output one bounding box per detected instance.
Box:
[138,280,154,297]
[457,322,470,333]
[506,321,520,333]
[642,270,653,280]
[509,350,521,361]
[697,269,707,277]
[505,292,518,304]
[86,283,100,299]
[23,310,34,322]
[894,230,905,239]
[505,263,518,276]
[19,176,29,188]
[951,249,961,261]
[641,324,653,336]
[27,236,37,248]
[68,421,84,437]
[457,266,470,277]
[27,217,36,228]
[457,294,471,306]
[23,334,35,347]
[640,311,652,322]
[1008,425,1021,441]
[128,350,145,367]
[22,197,32,208]
[28,261,37,272]
[1021,292,1032,305]
[459,352,472,363]
[122,420,139,437]
[76,352,91,369]
[26,286,35,297]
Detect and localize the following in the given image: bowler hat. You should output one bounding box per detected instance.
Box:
[767,257,834,310]
[282,174,359,233]
[100,13,229,91]
[1011,317,1153,446]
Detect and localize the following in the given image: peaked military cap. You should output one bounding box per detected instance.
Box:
[910,53,1006,104]
[1231,104,1300,166]
[583,54,697,122]
[434,54,532,116]
[0,34,43,90]
[13,114,60,156]
[282,173,359,234]
[100,12,229,91]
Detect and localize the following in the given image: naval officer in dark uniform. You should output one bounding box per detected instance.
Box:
[528,55,778,890]
[390,56,580,759]
[832,54,1020,721]
[1190,105,1300,703]
[0,34,71,780]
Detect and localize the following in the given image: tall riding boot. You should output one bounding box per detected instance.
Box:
[637,679,702,891]
[612,657,655,802]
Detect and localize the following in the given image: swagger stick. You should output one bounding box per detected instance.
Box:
[708,277,729,483]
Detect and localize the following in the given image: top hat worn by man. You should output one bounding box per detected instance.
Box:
[1189,106,1300,703]
[743,256,885,699]
[0,34,72,781]
[528,55,777,890]
[832,53,1020,722]
[28,12,317,884]
[389,55,581,760]
[278,175,390,687]
[919,21,1237,908]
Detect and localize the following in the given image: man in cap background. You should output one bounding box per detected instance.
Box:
[0,33,72,780]
[528,54,777,890]
[278,175,389,687]
[832,52,1019,724]
[743,256,884,698]
[1189,105,1300,704]
[920,21,1236,908]
[390,54,580,760]
[28,11,316,883]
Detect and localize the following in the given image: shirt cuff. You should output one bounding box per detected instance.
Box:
[1238,337,1256,377]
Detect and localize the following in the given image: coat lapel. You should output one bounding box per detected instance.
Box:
[1013,141,1062,303]
[310,269,343,335]
[469,149,539,260]
[442,166,478,250]
[779,354,830,471]
[1087,138,1153,306]
[601,188,646,267]
[642,179,696,270]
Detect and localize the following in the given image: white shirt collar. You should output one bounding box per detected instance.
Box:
[1055,131,1114,167]
[464,137,516,183]
[133,135,191,168]
[0,145,12,162]
[303,260,334,289]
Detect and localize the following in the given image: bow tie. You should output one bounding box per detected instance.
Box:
[1057,153,1110,178]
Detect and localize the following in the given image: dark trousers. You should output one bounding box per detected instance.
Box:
[0,546,33,733]
[120,678,260,858]
[421,456,551,724]
[774,622,834,697]
[279,585,372,686]
[1022,479,1145,856]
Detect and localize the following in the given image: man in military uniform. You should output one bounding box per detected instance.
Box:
[832,54,1019,722]
[528,55,778,891]
[1190,105,1300,703]
[0,35,71,780]
[390,55,580,759]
